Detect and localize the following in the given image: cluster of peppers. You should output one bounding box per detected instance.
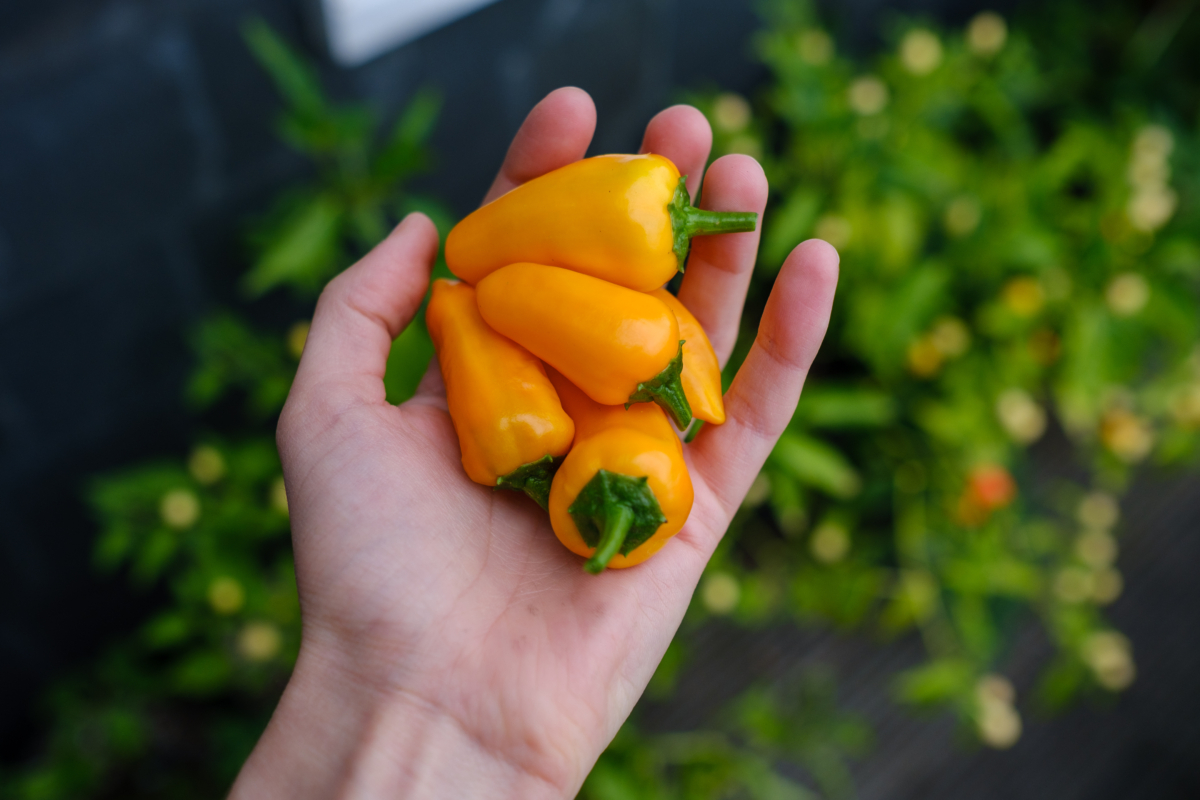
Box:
[427,154,757,573]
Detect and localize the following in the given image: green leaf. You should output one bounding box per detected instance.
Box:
[1156,236,1200,278]
[346,201,389,249]
[242,18,327,120]
[170,650,232,696]
[384,318,434,404]
[878,570,937,634]
[876,193,926,273]
[243,193,344,297]
[187,314,293,415]
[142,613,191,650]
[894,659,975,707]
[761,187,821,269]
[845,263,948,374]
[374,89,442,184]
[793,386,896,428]
[645,637,686,698]
[131,529,179,584]
[102,707,147,757]
[1054,303,1110,431]
[944,557,1041,598]
[94,524,135,571]
[769,431,861,498]
[1035,656,1088,711]
[767,470,807,535]
[790,563,882,627]
[735,688,789,744]
[952,594,999,659]
[580,761,644,800]
[735,758,815,800]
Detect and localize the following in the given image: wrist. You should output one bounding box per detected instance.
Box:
[230,635,570,800]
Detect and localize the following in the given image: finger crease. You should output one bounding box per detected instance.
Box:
[342,286,420,342]
[757,328,811,373]
[723,389,788,443]
[687,251,754,278]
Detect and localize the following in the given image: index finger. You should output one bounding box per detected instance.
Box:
[482,87,597,204]
[639,104,712,200]
[282,213,440,424]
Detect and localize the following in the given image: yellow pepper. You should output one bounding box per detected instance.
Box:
[649,289,726,426]
[546,369,694,573]
[475,263,693,429]
[445,154,758,292]
[425,279,575,508]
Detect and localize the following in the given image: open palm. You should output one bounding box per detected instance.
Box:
[232,88,838,799]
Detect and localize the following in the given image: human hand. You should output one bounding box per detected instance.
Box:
[230,87,838,799]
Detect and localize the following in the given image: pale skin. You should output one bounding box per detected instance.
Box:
[230,87,839,799]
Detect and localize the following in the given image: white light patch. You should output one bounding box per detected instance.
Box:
[321,0,501,66]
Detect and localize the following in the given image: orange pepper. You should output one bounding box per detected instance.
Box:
[445,154,758,292]
[475,263,693,429]
[546,369,693,573]
[425,279,574,508]
[649,289,726,426]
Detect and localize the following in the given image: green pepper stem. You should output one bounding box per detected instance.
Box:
[496,455,562,510]
[645,370,692,430]
[627,343,692,430]
[678,206,760,237]
[584,504,635,574]
[669,176,759,272]
[569,470,666,572]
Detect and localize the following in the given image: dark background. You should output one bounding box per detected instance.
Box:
[4,0,1196,797]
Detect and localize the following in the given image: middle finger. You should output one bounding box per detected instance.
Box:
[639,104,713,199]
[675,154,768,366]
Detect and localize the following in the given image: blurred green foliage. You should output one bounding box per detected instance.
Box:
[0,22,443,799]
[586,672,868,800]
[6,1,1200,797]
[241,18,444,297]
[669,0,1199,766]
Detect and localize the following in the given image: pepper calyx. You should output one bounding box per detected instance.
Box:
[496,454,562,510]
[569,469,667,574]
[627,343,692,429]
[668,175,759,273]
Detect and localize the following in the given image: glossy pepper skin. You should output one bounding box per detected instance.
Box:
[445,154,759,292]
[476,263,693,429]
[546,369,694,573]
[425,279,575,509]
[649,289,726,426]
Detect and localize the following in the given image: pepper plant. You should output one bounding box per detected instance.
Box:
[666,0,1198,757]
[0,22,442,799]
